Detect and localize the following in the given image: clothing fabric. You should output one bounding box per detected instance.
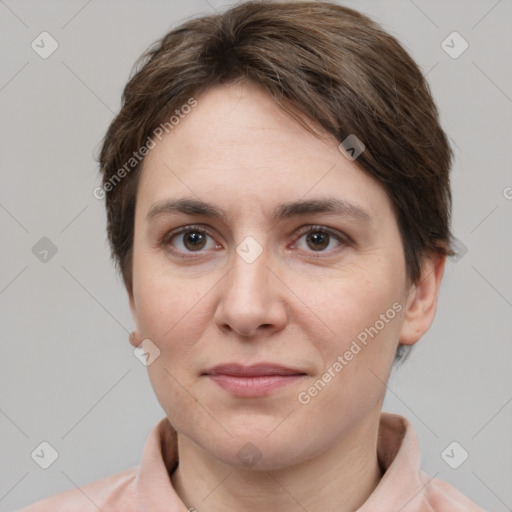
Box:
[19,413,486,511]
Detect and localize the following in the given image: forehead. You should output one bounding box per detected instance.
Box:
[144,82,336,172]
[136,82,393,224]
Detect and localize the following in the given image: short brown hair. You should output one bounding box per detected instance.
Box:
[98,0,454,303]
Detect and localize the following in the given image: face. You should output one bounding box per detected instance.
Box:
[129,82,425,470]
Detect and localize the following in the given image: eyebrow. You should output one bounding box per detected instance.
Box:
[146,197,371,224]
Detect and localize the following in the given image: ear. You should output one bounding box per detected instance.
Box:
[128,290,141,348]
[398,252,446,346]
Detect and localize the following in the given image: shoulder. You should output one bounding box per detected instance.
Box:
[17,466,139,512]
[421,472,487,511]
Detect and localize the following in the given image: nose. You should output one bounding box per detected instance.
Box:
[213,247,288,338]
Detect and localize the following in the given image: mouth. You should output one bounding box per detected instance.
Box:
[202,363,307,397]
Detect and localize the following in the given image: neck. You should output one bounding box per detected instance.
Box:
[170,412,383,512]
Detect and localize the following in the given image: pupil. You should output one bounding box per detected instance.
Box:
[307,232,329,251]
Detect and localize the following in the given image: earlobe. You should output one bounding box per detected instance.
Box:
[129,330,142,348]
[398,253,446,346]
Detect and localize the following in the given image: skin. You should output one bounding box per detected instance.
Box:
[128,81,446,512]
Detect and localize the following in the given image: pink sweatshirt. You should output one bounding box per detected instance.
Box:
[19,413,486,511]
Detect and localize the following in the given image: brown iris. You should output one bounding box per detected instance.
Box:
[306,231,329,251]
[183,231,207,251]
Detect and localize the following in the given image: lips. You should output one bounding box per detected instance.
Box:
[203,363,306,377]
[202,363,307,397]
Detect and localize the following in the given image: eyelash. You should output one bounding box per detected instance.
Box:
[160,224,352,259]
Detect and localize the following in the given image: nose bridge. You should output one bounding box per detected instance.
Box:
[227,241,270,301]
[214,235,286,337]
[227,226,270,290]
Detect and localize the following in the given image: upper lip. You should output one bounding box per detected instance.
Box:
[203,363,306,377]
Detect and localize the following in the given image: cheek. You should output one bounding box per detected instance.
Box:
[293,276,402,429]
[297,263,405,409]
[306,268,400,346]
[133,269,214,426]
[132,261,210,359]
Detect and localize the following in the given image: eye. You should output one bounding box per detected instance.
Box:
[292,225,349,254]
[161,224,351,259]
[163,226,219,254]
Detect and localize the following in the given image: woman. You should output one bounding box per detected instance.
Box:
[21,1,486,510]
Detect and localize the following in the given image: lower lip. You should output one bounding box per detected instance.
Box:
[206,374,304,397]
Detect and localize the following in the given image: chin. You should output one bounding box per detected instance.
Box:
[211,437,312,472]
[204,419,320,469]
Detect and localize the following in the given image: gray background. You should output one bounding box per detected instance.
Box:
[1,0,511,510]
